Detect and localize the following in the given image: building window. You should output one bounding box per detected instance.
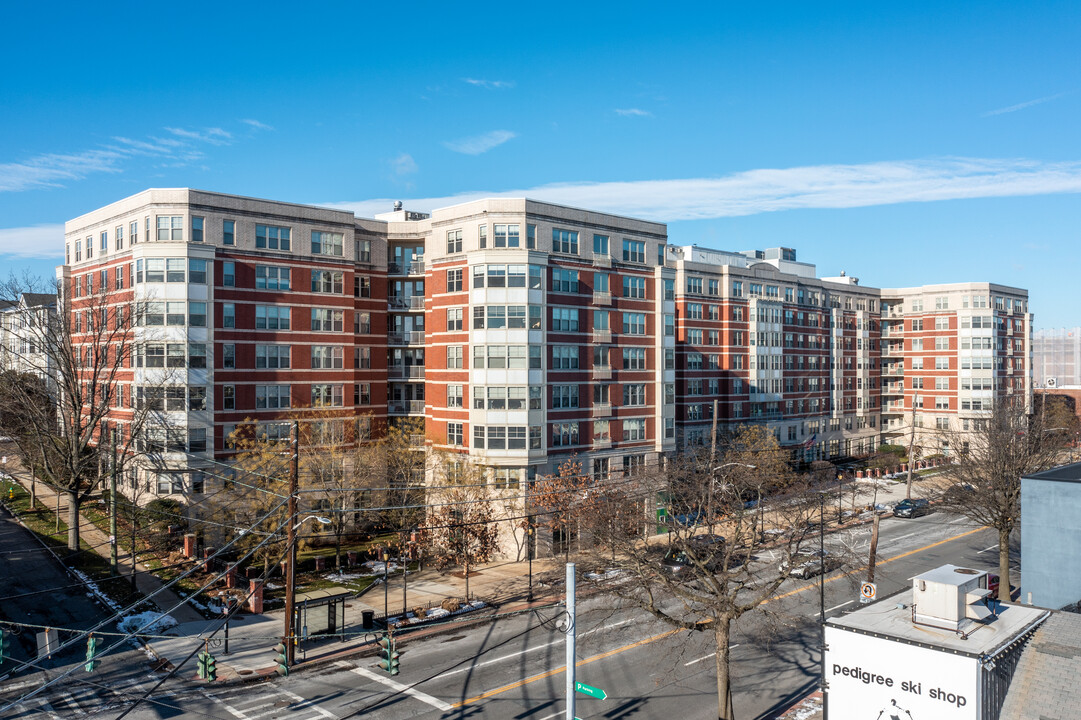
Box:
[494,224,520,248]
[223,262,235,287]
[223,344,235,369]
[552,345,579,369]
[115,266,124,290]
[552,422,580,447]
[166,259,186,282]
[622,239,645,263]
[130,220,139,245]
[191,217,204,243]
[310,308,343,332]
[311,270,344,294]
[447,345,463,368]
[526,224,536,249]
[552,385,580,409]
[223,304,236,329]
[446,229,462,254]
[622,384,646,406]
[355,311,371,334]
[189,259,207,284]
[311,384,343,407]
[354,347,371,368]
[223,219,235,245]
[552,308,580,332]
[447,268,463,292]
[552,268,579,293]
[448,422,463,446]
[312,231,344,256]
[355,276,371,297]
[311,345,344,369]
[188,302,207,327]
[256,305,291,330]
[553,228,579,255]
[622,276,646,298]
[593,234,609,255]
[354,383,371,405]
[478,224,487,248]
[157,216,183,241]
[256,266,291,290]
[188,428,207,453]
[189,386,207,410]
[255,224,291,251]
[256,385,291,409]
[622,312,646,335]
[255,345,291,369]
[622,419,646,441]
[447,385,463,408]
[447,308,463,331]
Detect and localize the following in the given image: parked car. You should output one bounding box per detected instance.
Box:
[660,534,726,578]
[942,483,977,504]
[780,547,843,579]
[893,498,931,518]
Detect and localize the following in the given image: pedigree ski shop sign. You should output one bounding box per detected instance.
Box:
[824,626,979,720]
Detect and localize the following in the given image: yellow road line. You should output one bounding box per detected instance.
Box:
[450,524,989,708]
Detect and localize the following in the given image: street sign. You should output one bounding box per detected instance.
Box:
[860,581,877,603]
[575,681,607,700]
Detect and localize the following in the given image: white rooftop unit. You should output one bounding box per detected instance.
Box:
[912,564,995,633]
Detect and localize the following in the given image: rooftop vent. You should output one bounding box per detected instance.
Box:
[393,200,403,211]
[912,564,994,633]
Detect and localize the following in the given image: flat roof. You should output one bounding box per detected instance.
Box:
[913,564,987,587]
[1023,462,1081,484]
[294,586,353,603]
[828,589,1049,658]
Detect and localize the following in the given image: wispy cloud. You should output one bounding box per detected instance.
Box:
[165,127,232,145]
[614,108,652,117]
[982,91,1071,117]
[443,130,517,155]
[0,223,64,259]
[1,122,258,194]
[391,153,418,176]
[462,78,515,90]
[327,157,1081,221]
[240,118,274,130]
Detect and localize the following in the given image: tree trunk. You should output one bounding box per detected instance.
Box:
[336,535,342,573]
[713,617,735,720]
[998,525,1012,602]
[66,489,80,553]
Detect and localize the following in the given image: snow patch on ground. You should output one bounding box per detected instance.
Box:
[118,611,179,636]
[70,568,122,612]
[388,600,487,627]
[584,569,624,582]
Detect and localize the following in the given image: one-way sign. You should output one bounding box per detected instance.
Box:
[576,681,607,700]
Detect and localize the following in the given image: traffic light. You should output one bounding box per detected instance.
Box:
[272,641,289,677]
[0,628,10,664]
[378,633,400,676]
[85,634,98,673]
[197,650,217,681]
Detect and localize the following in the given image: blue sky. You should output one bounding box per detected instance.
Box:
[2,1,1079,327]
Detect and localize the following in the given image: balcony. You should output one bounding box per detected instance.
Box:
[593,438,612,449]
[592,291,612,306]
[388,296,425,311]
[389,400,426,414]
[592,366,612,380]
[593,254,612,268]
[388,330,425,345]
[592,402,612,417]
[592,329,612,344]
[388,365,425,379]
[388,260,425,277]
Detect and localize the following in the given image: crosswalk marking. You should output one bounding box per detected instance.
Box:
[277,687,339,719]
[202,686,337,720]
[56,691,87,715]
[349,666,454,712]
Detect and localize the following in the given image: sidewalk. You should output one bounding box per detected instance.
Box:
[143,471,942,683]
[3,457,206,624]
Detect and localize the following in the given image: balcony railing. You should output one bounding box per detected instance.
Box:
[389,400,426,414]
[592,291,612,306]
[593,255,612,268]
[388,260,426,276]
[592,402,612,417]
[592,329,612,343]
[592,366,612,380]
[388,296,425,311]
[593,438,612,449]
[388,365,425,379]
[388,330,426,345]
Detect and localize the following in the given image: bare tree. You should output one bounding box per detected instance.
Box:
[531,457,589,561]
[937,396,1069,601]
[0,274,155,553]
[583,425,820,720]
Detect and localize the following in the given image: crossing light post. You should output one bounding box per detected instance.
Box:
[0,628,10,664]
[378,633,400,676]
[197,644,217,681]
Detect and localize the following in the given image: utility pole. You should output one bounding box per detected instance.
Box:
[284,420,299,666]
[905,393,918,500]
[819,491,828,720]
[109,428,118,576]
[867,512,881,583]
[565,562,576,720]
[707,398,719,531]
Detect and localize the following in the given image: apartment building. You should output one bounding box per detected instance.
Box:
[0,292,58,389]
[60,188,1032,553]
[1033,327,1081,388]
[879,283,1031,457]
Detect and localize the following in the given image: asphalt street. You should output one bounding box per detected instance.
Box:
[3,507,1008,720]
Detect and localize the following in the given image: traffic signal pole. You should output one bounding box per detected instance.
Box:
[565,562,576,720]
[284,421,299,666]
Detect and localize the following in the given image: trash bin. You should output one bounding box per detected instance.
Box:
[362,610,374,630]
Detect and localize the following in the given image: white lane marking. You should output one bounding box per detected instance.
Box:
[350,666,453,712]
[684,644,739,666]
[56,691,86,716]
[888,532,920,545]
[36,700,64,720]
[978,544,998,554]
[437,638,563,678]
[276,687,339,720]
[201,689,251,719]
[828,600,855,612]
[581,617,635,636]
[533,713,565,720]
